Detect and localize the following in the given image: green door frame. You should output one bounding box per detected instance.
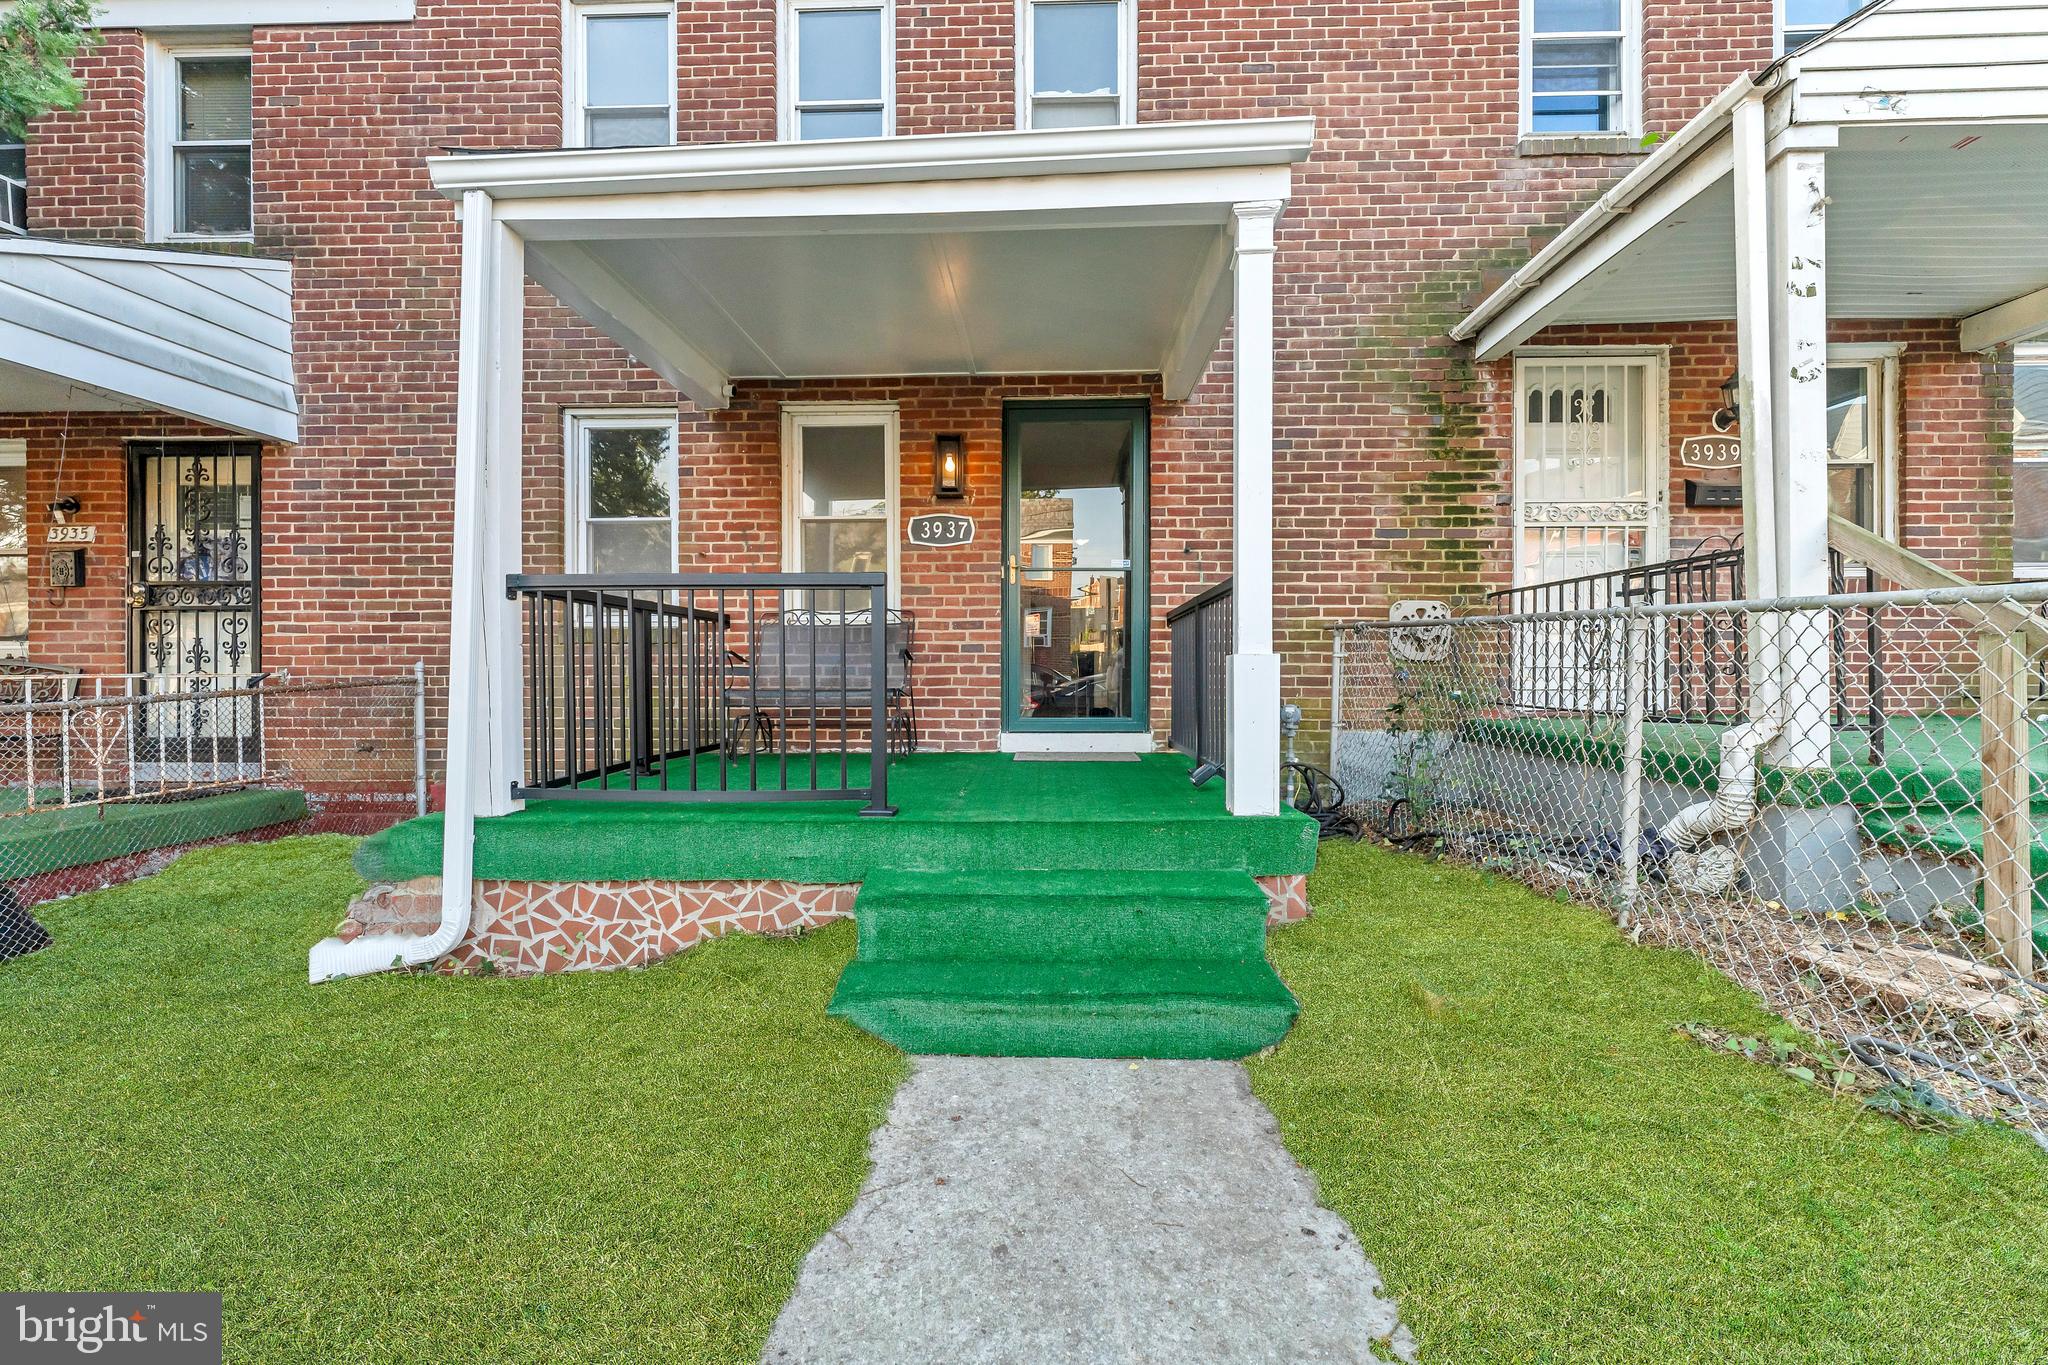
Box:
[1000,399,1150,735]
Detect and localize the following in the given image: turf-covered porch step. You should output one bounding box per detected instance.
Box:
[827,957,1299,1059]
[851,869,1271,964]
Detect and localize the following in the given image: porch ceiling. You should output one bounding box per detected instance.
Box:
[1556,123,2048,322]
[0,238,298,443]
[1458,118,2048,360]
[427,120,1315,406]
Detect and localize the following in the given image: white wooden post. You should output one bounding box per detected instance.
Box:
[1226,200,1282,817]
[442,190,526,920]
[1765,136,1834,769]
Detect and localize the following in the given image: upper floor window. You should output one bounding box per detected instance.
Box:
[782,0,892,140]
[1522,0,1637,137]
[1021,0,1134,129]
[0,141,24,235]
[1780,0,1862,52]
[149,43,252,240]
[565,1,676,147]
[2014,346,2048,576]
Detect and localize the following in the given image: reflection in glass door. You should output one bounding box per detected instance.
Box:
[1002,403,1148,732]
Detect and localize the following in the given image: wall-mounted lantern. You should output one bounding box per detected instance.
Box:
[1712,372,1742,432]
[933,433,967,499]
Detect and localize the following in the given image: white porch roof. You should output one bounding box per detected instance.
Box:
[0,237,297,443]
[1452,0,2048,361]
[426,119,1315,406]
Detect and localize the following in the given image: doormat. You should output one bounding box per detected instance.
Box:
[1012,752,1142,762]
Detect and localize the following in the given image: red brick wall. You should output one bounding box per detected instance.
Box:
[13,0,2012,770]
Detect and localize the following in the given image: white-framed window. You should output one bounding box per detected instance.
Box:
[0,140,25,234]
[1018,0,1134,130]
[1823,343,1901,540]
[780,0,893,141]
[148,40,253,241]
[1779,0,1863,53]
[563,0,676,148]
[1521,0,1638,138]
[781,403,900,599]
[2014,345,2048,578]
[0,440,24,657]
[564,409,678,574]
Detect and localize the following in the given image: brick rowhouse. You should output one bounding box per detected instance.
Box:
[8,0,2016,773]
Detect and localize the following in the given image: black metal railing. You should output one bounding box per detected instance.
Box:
[1487,542,1884,754]
[1167,579,1232,785]
[507,572,905,815]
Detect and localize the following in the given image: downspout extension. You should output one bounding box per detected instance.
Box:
[307,884,472,984]
[1663,705,1784,896]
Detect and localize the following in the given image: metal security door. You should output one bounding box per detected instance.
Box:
[128,440,262,771]
[1511,355,1666,711]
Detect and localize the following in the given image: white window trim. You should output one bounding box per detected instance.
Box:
[1775,0,1852,55]
[563,407,680,574]
[561,0,677,149]
[780,401,900,603]
[778,0,896,142]
[146,36,254,244]
[1826,341,1902,544]
[1518,0,1641,141]
[1509,345,1671,587]
[2014,343,2048,578]
[0,439,26,659]
[1015,0,1138,131]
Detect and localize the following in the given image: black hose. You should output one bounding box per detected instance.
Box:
[1847,1034,2048,1111]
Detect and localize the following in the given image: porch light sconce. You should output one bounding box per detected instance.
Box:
[1712,373,1742,433]
[933,433,967,499]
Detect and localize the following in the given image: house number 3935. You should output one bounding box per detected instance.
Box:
[906,514,974,547]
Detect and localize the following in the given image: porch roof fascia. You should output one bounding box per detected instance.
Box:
[0,236,298,444]
[1454,0,2048,361]
[425,118,1317,203]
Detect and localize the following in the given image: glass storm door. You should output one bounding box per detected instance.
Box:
[1002,402,1149,734]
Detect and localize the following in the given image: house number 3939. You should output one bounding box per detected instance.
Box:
[906,514,974,547]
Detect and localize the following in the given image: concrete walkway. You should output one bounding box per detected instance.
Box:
[763,1057,1416,1364]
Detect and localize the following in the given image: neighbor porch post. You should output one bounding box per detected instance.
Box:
[1764,130,1835,769]
[442,189,527,917]
[1226,200,1283,817]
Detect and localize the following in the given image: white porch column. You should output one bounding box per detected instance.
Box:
[1226,200,1282,817]
[1764,135,1834,768]
[443,189,527,914]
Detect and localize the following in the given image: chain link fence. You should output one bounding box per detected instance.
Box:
[0,669,427,963]
[1332,583,2048,1145]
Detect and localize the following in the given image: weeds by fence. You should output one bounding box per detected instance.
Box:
[1333,583,2048,1144]
[0,670,426,962]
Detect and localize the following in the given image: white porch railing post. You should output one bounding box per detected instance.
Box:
[1226,199,1282,817]
[443,190,526,922]
[1765,133,1835,768]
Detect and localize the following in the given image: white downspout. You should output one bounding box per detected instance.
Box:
[1663,87,1783,896]
[308,885,474,983]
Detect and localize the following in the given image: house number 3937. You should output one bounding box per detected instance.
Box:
[906,514,974,547]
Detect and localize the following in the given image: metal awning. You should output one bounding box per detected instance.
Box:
[426,119,1316,407]
[1453,0,2048,360]
[0,238,298,443]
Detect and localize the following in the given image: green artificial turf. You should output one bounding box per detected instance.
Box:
[356,752,1318,885]
[828,869,1297,1058]
[0,787,307,877]
[0,837,907,1364]
[1249,840,2048,1364]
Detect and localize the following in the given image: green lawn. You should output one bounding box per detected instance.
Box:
[1249,840,2048,1365]
[0,837,907,1364]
